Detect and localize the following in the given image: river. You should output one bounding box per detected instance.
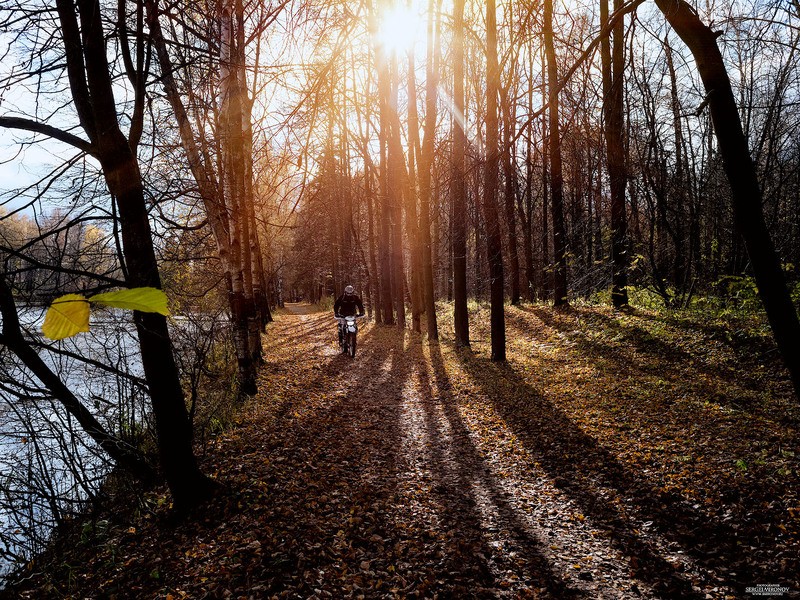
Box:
[0,306,145,584]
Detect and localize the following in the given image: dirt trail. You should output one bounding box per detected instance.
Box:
[15,303,796,598]
[221,304,710,598]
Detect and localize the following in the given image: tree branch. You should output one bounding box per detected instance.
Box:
[512,0,646,147]
[0,116,97,157]
[55,0,98,143]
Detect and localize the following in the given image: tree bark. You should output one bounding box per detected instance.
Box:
[234,0,262,367]
[146,0,261,387]
[220,5,256,397]
[405,47,424,334]
[502,6,521,307]
[355,79,382,322]
[417,0,440,340]
[521,34,536,303]
[54,0,214,509]
[544,0,568,306]
[451,0,469,345]
[603,0,629,307]
[388,55,407,328]
[484,0,506,361]
[376,20,395,325]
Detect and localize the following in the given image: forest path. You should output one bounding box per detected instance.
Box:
[205,303,712,598]
[16,302,798,599]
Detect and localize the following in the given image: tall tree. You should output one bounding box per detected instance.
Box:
[484,0,506,360]
[451,0,469,345]
[375,0,396,325]
[405,36,425,334]
[602,0,629,307]
[352,49,382,322]
[220,2,258,396]
[145,0,261,396]
[417,0,440,340]
[520,28,538,303]
[0,0,216,508]
[388,54,407,328]
[501,2,521,307]
[544,0,569,306]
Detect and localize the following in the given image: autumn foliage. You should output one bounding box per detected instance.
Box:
[10,303,797,598]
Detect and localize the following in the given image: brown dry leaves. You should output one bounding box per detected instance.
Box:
[12,302,799,599]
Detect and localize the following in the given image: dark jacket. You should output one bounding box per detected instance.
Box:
[334,293,364,317]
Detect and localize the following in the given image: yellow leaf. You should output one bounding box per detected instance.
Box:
[42,294,90,340]
[90,287,170,315]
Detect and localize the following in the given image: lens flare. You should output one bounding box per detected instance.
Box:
[375,3,423,54]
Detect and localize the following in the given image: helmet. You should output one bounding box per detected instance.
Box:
[344,285,355,295]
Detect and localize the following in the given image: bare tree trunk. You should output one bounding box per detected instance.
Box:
[220,5,256,396]
[405,45,424,333]
[521,33,537,303]
[655,0,800,398]
[236,0,262,364]
[484,0,506,361]
[540,117,551,300]
[451,0,469,345]
[351,37,381,321]
[377,27,395,325]
[255,242,272,326]
[417,0,441,340]
[366,161,379,321]
[338,53,355,287]
[148,0,261,391]
[49,0,214,509]
[522,140,535,302]
[388,55,406,328]
[245,82,269,330]
[326,72,341,297]
[502,96,521,307]
[361,125,382,322]
[544,0,568,306]
[602,0,629,307]
[502,5,521,307]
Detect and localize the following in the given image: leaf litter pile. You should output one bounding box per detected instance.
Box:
[11,303,799,599]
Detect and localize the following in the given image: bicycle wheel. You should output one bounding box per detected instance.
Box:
[348,332,357,357]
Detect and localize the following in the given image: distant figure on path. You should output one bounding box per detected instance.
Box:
[333,285,365,351]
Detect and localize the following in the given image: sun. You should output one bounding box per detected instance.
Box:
[375,2,425,55]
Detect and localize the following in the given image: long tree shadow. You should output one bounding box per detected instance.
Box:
[414,340,584,597]
[454,347,777,597]
[67,317,402,597]
[512,305,792,415]
[249,324,435,595]
[254,323,578,596]
[258,312,355,424]
[264,312,334,350]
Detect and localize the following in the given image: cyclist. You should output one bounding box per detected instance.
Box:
[334,285,365,352]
